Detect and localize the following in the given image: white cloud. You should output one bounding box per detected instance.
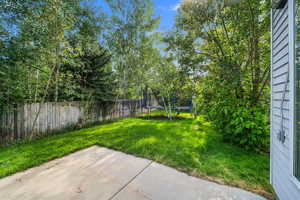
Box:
[171,3,181,11]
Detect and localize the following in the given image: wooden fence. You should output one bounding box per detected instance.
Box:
[0,100,144,146]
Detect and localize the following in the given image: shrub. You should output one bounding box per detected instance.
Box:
[196,81,270,152]
[207,101,269,152]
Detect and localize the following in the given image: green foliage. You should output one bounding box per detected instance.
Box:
[105,0,161,99]
[48,46,116,102]
[146,58,193,119]
[0,0,115,109]
[195,74,270,152]
[167,0,271,151]
[0,0,272,152]
[0,112,272,198]
[202,97,269,152]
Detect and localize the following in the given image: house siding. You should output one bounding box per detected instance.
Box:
[271,1,300,199]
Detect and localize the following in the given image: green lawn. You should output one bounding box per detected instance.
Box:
[0,112,272,199]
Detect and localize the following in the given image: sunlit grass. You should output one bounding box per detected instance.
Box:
[0,112,272,199]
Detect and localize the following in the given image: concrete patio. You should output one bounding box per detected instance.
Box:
[0,146,266,200]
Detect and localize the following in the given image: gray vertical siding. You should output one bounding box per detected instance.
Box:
[271,1,300,199]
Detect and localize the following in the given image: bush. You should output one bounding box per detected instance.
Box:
[196,81,270,152]
[206,101,269,152]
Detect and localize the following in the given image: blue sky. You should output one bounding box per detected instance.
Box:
[90,0,180,32]
[152,0,181,31]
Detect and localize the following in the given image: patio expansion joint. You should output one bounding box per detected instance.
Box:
[107,160,154,200]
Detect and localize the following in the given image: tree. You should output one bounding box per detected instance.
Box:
[145,54,191,120]
[47,3,116,102]
[0,0,115,108]
[169,0,271,151]
[0,0,80,107]
[105,0,160,99]
[57,46,115,102]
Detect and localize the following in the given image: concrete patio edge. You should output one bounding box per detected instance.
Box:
[0,146,267,200]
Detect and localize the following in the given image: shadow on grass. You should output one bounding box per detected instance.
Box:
[0,115,273,199]
[137,115,187,120]
[92,118,272,198]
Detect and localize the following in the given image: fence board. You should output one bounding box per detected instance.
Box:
[0,100,146,146]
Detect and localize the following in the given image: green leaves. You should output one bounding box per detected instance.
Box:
[105,0,160,98]
[207,98,269,152]
[169,0,271,152]
[0,0,115,108]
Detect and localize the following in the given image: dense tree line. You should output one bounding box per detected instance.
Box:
[0,0,116,110]
[0,0,163,109]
